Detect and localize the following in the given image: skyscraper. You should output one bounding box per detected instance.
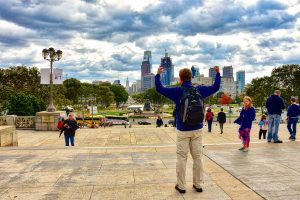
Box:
[143,51,152,71]
[191,66,200,78]
[236,70,245,92]
[143,73,155,91]
[209,67,216,78]
[160,50,174,85]
[223,66,233,78]
[126,77,130,91]
[141,60,150,91]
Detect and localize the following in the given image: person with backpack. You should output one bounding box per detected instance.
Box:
[287,97,300,141]
[155,66,220,194]
[217,108,226,134]
[258,114,268,140]
[57,117,65,137]
[205,108,214,132]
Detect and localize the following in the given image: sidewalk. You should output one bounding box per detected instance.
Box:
[0,124,298,199]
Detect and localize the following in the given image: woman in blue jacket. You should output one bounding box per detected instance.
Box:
[234,96,256,152]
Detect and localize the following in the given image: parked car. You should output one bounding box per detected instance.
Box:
[168,119,175,126]
[138,120,151,125]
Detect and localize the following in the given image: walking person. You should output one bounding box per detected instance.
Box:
[234,96,256,152]
[287,97,300,141]
[155,65,221,193]
[266,90,285,143]
[61,112,79,146]
[205,108,214,132]
[258,114,268,140]
[217,108,226,134]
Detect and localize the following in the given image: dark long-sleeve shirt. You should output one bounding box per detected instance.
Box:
[155,72,221,131]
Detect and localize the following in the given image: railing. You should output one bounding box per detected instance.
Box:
[15,116,35,129]
[0,116,6,125]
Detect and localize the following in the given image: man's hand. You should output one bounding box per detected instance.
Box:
[157,66,164,74]
[214,66,220,73]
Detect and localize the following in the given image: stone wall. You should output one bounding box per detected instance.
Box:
[35,111,61,131]
[0,126,18,147]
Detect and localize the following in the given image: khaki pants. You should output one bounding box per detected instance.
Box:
[176,129,203,190]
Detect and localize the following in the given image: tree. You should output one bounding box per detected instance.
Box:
[97,86,114,108]
[219,93,233,105]
[63,78,82,103]
[244,76,275,112]
[109,84,128,108]
[271,64,300,105]
[8,93,46,116]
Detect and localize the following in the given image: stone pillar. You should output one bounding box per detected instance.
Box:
[0,126,17,147]
[35,111,61,131]
[5,115,17,126]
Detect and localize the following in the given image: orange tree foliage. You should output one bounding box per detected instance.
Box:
[219,94,233,105]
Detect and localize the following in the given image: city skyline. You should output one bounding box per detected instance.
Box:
[0,0,299,86]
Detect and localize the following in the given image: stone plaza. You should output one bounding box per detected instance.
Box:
[0,123,299,199]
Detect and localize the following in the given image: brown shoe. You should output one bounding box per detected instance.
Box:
[193,185,203,192]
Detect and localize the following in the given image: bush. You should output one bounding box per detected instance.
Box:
[8,93,47,116]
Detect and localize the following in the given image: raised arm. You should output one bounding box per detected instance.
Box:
[197,66,221,98]
[155,67,180,102]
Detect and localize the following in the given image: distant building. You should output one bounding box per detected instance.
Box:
[223,66,233,78]
[209,67,217,78]
[143,51,152,71]
[160,49,174,85]
[220,77,239,97]
[136,80,141,92]
[126,77,130,91]
[193,75,213,85]
[236,70,245,92]
[92,80,108,85]
[113,80,121,85]
[141,60,150,91]
[143,73,155,91]
[191,66,200,78]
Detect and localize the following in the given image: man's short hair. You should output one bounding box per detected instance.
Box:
[220,108,223,111]
[179,68,192,82]
[274,90,281,95]
[291,96,297,102]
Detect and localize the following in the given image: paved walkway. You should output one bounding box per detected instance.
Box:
[0,124,298,199]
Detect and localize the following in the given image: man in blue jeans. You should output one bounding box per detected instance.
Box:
[266,90,285,143]
[287,97,300,141]
[155,66,220,193]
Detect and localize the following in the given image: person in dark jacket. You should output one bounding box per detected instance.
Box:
[155,66,220,194]
[234,96,256,152]
[205,108,214,132]
[217,108,226,134]
[156,115,164,127]
[287,97,300,141]
[62,112,79,146]
[265,90,285,143]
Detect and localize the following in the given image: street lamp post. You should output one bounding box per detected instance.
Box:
[42,47,62,112]
[87,97,96,126]
[78,96,86,128]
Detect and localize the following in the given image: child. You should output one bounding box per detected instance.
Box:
[258,114,268,139]
[287,97,300,141]
[234,96,256,152]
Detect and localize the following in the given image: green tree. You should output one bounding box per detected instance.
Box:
[244,76,275,113]
[8,93,46,116]
[109,84,128,108]
[63,78,82,103]
[97,86,114,108]
[271,64,300,105]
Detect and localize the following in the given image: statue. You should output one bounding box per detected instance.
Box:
[144,95,151,111]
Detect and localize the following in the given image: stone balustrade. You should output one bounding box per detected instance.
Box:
[0,126,18,146]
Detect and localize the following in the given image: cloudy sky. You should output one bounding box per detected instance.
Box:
[0,0,299,86]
